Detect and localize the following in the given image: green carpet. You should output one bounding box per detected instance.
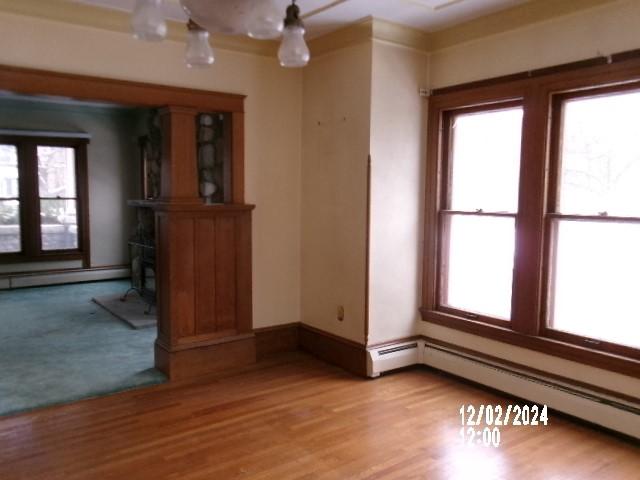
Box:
[0,280,166,417]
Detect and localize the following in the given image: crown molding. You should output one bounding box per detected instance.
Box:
[0,0,623,58]
[0,0,278,57]
[307,17,374,57]
[429,0,620,51]
[308,17,430,57]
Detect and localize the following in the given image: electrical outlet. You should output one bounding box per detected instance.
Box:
[337,306,344,322]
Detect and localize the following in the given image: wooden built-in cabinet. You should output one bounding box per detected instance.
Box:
[151,106,255,380]
[154,203,255,379]
[0,66,254,380]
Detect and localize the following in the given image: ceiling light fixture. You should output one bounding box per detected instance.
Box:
[131,0,310,69]
[185,20,215,68]
[131,0,167,42]
[278,1,311,68]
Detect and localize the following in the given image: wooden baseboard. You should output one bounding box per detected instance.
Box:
[254,323,299,360]
[155,335,256,381]
[298,324,367,377]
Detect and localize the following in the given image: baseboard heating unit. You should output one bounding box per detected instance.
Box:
[367,340,424,378]
[367,339,639,439]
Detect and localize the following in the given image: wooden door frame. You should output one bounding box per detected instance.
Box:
[0,65,247,203]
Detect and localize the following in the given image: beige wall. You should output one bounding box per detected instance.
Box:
[300,42,372,344]
[429,0,640,88]
[0,11,302,329]
[368,41,428,345]
[421,0,640,394]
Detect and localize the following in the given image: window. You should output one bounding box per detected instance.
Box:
[0,145,20,253]
[0,136,89,265]
[422,53,640,376]
[438,104,522,323]
[545,87,640,353]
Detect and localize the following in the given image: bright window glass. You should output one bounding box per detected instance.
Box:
[549,220,640,349]
[0,145,20,253]
[450,107,523,212]
[37,147,78,251]
[558,91,640,217]
[442,215,515,320]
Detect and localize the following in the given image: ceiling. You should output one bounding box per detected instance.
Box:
[75,0,530,39]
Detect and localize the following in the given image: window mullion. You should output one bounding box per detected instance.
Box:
[20,141,41,257]
[511,86,548,336]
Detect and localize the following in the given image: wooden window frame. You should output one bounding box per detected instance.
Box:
[421,50,640,378]
[436,101,523,327]
[0,135,90,267]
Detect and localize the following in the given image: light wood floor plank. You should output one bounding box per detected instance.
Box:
[0,353,638,480]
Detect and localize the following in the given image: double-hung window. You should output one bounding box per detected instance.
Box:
[422,54,640,375]
[438,103,522,324]
[0,135,89,265]
[544,86,640,356]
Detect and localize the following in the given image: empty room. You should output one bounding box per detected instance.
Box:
[0,0,638,479]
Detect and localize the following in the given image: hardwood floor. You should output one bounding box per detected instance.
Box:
[0,352,637,480]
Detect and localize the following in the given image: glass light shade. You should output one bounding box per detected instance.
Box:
[132,0,167,41]
[186,29,214,68]
[278,26,310,68]
[247,0,284,39]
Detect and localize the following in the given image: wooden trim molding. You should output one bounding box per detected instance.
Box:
[251,323,639,405]
[0,65,245,113]
[252,323,369,376]
[298,324,368,377]
[254,323,300,360]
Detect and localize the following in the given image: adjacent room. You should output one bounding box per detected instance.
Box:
[0,0,638,479]
[0,93,166,414]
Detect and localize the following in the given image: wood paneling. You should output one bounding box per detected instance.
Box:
[154,206,255,379]
[1,352,638,480]
[235,211,252,333]
[299,324,367,377]
[159,106,199,202]
[155,334,255,381]
[214,215,237,332]
[168,216,196,338]
[194,218,216,334]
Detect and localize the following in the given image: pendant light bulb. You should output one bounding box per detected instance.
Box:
[185,21,215,68]
[278,2,310,68]
[131,0,167,42]
[247,0,284,40]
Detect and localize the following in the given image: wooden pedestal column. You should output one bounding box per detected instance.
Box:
[153,106,256,380]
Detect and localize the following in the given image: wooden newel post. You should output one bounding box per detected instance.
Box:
[153,105,256,380]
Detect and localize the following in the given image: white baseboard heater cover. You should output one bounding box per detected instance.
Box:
[0,267,130,289]
[366,338,638,439]
[367,340,425,378]
[423,342,640,440]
